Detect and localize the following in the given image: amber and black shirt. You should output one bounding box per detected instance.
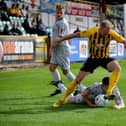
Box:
[80,27,124,58]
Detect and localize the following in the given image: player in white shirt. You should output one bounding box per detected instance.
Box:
[51,77,125,109]
[49,4,76,94]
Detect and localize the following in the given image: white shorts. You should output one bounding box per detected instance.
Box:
[50,53,70,70]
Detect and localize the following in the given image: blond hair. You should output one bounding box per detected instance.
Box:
[100,20,113,28]
[55,4,65,10]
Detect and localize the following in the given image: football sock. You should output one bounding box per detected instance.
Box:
[66,72,85,92]
[107,70,121,95]
[52,70,61,81]
[58,83,73,100]
[66,71,75,81]
[58,83,67,94]
[60,80,77,103]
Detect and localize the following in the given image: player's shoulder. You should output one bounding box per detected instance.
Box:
[110,29,121,36]
[110,29,116,34]
[89,26,98,30]
[81,26,98,34]
[87,26,98,32]
[93,82,102,86]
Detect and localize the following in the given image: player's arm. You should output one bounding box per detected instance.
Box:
[52,27,95,48]
[111,30,126,48]
[52,32,80,48]
[118,38,126,48]
[112,88,125,109]
[113,96,125,109]
[121,39,126,48]
[81,89,96,107]
[113,101,125,109]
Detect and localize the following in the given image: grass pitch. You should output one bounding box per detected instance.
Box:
[0,60,126,126]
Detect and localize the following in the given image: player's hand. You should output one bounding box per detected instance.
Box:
[113,103,125,109]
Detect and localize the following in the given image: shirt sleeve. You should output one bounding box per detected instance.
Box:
[80,27,97,38]
[110,30,124,43]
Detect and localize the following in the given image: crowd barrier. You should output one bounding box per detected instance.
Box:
[70,38,125,62]
[0,35,50,64]
[0,36,125,65]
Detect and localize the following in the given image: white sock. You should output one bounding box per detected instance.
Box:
[58,83,73,100]
[52,70,61,81]
[66,71,75,81]
[58,83,67,94]
[66,71,86,91]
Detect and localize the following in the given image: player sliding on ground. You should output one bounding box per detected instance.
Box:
[52,20,126,108]
[51,77,125,109]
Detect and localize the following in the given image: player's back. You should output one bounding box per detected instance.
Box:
[87,82,105,103]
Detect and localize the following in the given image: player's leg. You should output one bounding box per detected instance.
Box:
[49,53,61,81]
[53,70,89,107]
[49,63,61,81]
[66,85,86,104]
[60,56,85,95]
[107,60,121,96]
[50,81,74,101]
[58,81,74,100]
[59,55,75,81]
[67,94,84,104]
[53,58,95,107]
[49,63,62,96]
[74,84,87,95]
[65,70,75,81]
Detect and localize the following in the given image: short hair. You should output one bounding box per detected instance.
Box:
[56,4,65,10]
[100,20,113,28]
[102,77,109,86]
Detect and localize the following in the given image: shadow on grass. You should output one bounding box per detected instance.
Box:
[0,95,49,101]
[0,100,107,115]
[0,95,53,105]
[0,95,111,115]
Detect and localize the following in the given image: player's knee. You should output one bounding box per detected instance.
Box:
[108,62,121,72]
[75,79,82,84]
[49,65,52,71]
[62,70,68,75]
[49,65,55,72]
[117,66,121,71]
[114,65,121,72]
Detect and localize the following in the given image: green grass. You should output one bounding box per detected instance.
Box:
[0,60,126,126]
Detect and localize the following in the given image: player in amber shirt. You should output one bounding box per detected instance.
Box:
[52,20,126,108]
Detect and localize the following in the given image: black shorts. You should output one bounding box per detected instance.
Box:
[80,58,115,73]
